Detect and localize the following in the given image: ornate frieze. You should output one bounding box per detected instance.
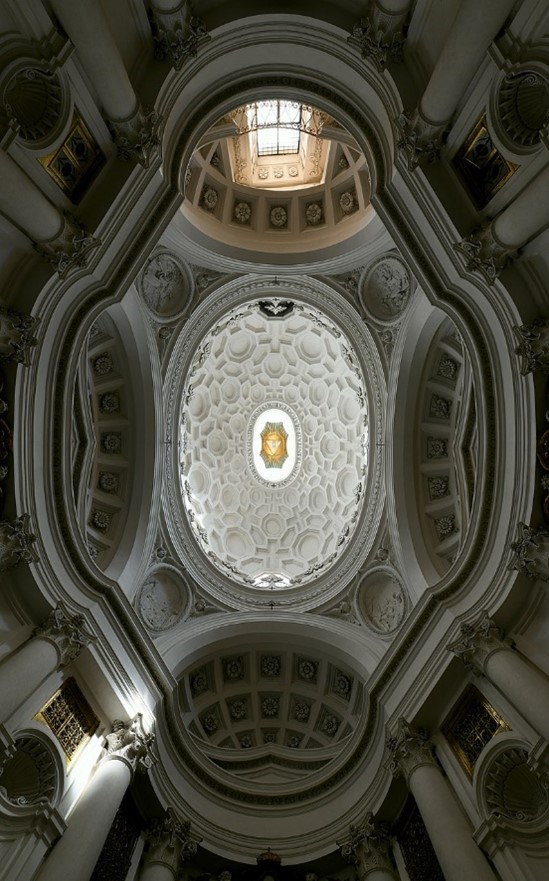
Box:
[33,601,96,667]
[447,611,512,675]
[104,715,155,774]
[109,105,162,168]
[34,212,101,278]
[143,808,200,873]
[454,221,516,284]
[0,513,38,571]
[395,109,445,170]
[509,521,549,581]
[339,813,396,878]
[385,719,437,783]
[0,306,38,365]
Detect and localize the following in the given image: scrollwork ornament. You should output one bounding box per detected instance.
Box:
[104,715,155,774]
[33,601,96,666]
[385,719,437,783]
[447,611,512,675]
[349,4,408,72]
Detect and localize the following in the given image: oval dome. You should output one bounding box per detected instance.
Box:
[178,296,369,589]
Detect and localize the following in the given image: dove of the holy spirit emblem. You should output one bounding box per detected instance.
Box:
[260,422,288,468]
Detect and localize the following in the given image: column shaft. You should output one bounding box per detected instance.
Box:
[366,871,397,881]
[0,637,59,723]
[140,862,176,881]
[409,763,497,881]
[0,150,63,242]
[49,0,137,122]
[378,0,410,13]
[152,0,188,12]
[35,757,132,881]
[420,0,516,125]
[492,163,549,249]
[484,647,549,741]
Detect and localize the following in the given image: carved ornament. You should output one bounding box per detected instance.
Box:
[33,601,96,667]
[447,611,512,675]
[385,719,437,783]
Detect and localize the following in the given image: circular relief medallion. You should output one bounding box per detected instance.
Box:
[360,254,413,323]
[248,402,301,486]
[358,567,406,636]
[137,251,193,321]
[137,569,187,631]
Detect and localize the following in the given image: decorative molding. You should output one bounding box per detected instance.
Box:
[385,719,437,783]
[0,513,38,571]
[339,812,396,878]
[447,611,512,675]
[108,105,162,168]
[454,222,517,284]
[34,212,101,278]
[33,601,96,667]
[395,109,446,170]
[104,715,155,774]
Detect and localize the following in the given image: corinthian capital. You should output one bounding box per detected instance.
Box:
[509,522,549,581]
[385,719,437,783]
[0,514,38,571]
[33,601,96,667]
[34,213,101,278]
[339,813,396,878]
[349,0,409,72]
[395,108,446,170]
[447,611,512,674]
[454,222,516,284]
[150,1,210,71]
[143,808,201,873]
[0,307,39,366]
[109,105,162,168]
[104,714,156,774]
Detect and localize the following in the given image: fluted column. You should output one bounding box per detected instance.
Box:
[397,0,516,167]
[455,163,549,282]
[448,611,549,741]
[386,721,498,881]
[139,808,200,881]
[339,813,399,879]
[49,0,160,165]
[35,716,155,881]
[0,602,95,724]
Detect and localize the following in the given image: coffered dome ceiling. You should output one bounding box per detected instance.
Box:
[179,299,369,589]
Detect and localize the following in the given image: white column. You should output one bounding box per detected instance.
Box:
[492,162,549,249]
[397,0,516,167]
[49,0,161,165]
[339,813,400,880]
[419,0,516,127]
[387,721,498,881]
[378,0,410,13]
[0,150,62,242]
[449,611,549,742]
[49,0,137,123]
[0,602,95,724]
[35,717,154,881]
[139,809,199,881]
